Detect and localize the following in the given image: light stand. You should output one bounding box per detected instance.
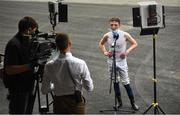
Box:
[143,30,165,115]
[49,12,58,34]
[132,2,166,114]
[111,37,119,111]
[48,1,68,35]
[100,37,135,114]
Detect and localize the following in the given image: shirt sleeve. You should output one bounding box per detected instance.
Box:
[82,62,94,92]
[41,64,51,94]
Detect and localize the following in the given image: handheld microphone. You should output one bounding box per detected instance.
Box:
[113,31,119,40]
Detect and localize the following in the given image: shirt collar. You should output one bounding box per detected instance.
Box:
[59,52,72,58]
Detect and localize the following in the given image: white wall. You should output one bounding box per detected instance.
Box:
[2,0,180,6]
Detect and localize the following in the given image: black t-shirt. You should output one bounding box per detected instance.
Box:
[4,32,34,92]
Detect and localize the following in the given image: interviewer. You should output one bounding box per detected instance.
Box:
[41,33,94,114]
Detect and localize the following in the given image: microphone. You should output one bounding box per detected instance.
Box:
[111,31,119,48]
[111,42,115,47]
[113,31,119,40]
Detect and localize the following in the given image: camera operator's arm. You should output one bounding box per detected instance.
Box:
[120,32,138,59]
[4,42,32,75]
[99,33,110,56]
[5,64,30,75]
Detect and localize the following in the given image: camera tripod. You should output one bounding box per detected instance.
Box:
[143,32,165,114]
[100,37,135,114]
[28,64,54,114]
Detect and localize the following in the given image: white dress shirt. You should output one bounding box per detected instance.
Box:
[41,52,94,96]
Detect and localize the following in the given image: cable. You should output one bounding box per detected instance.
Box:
[157,13,161,24]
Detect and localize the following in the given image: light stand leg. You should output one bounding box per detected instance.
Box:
[143,104,153,114]
[157,105,165,114]
[143,33,165,115]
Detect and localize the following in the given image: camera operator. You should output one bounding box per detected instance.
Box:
[41,33,94,114]
[99,17,139,111]
[4,16,38,114]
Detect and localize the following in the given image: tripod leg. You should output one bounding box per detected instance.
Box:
[36,80,42,112]
[25,80,37,113]
[48,92,54,106]
[143,104,153,114]
[157,106,165,114]
[109,78,113,94]
[109,65,114,94]
[25,89,37,113]
[156,107,160,114]
[50,92,55,101]
[45,94,49,111]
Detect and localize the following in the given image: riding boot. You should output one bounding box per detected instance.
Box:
[114,82,122,108]
[116,95,122,108]
[124,84,139,111]
[129,96,139,111]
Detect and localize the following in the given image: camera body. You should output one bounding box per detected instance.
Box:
[30,32,56,66]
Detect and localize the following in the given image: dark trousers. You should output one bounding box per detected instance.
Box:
[53,95,85,114]
[8,90,35,114]
[114,83,135,103]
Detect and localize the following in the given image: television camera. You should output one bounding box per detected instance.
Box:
[26,30,57,113]
[30,0,68,66]
[30,30,56,66]
[0,0,68,113]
